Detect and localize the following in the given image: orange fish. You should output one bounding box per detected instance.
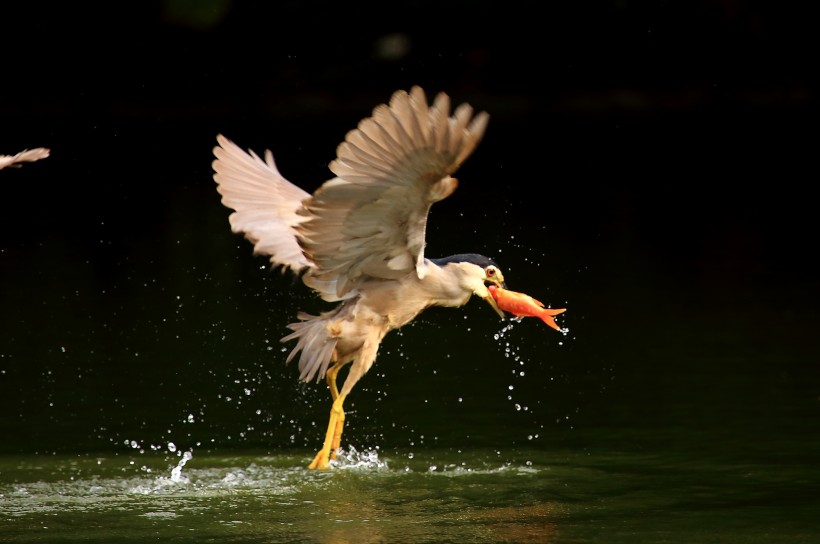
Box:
[488,285,566,331]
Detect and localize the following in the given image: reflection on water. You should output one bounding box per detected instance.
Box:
[2,441,819,544]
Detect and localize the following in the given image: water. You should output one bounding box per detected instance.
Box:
[3,435,818,543]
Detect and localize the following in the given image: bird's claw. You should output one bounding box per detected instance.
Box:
[308,450,332,470]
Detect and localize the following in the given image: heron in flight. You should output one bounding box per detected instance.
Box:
[212,86,508,469]
[0,147,49,170]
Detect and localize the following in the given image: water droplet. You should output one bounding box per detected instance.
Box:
[170,450,193,482]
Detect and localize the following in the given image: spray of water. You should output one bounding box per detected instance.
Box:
[491,317,575,441]
[170,447,193,483]
[331,445,388,471]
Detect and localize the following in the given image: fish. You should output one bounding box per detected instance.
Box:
[488,285,566,332]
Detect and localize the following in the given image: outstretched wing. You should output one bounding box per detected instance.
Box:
[0,147,49,170]
[297,86,489,298]
[212,134,313,274]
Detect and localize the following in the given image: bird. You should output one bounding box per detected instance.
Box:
[212,86,509,470]
[0,147,49,170]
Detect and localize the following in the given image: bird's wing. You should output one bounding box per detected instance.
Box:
[297,86,489,298]
[212,134,313,274]
[0,147,50,170]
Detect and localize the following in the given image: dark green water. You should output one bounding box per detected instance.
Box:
[3,437,818,543]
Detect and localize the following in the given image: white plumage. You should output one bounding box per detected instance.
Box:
[0,147,50,170]
[212,86,505,469]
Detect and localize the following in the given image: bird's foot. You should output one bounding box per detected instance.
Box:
[308,448,333,470]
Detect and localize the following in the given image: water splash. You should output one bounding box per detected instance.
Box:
[493,319,517,341]
[170,450,193,483]
[331,446,388,471]
[492,320,542,438]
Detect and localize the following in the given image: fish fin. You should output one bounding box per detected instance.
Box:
[539,308,566,331]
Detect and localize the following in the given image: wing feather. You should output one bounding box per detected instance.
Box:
[211,87,488,303]
[212,134,313,274]
[0,147,50,170]
[297,86,489,298]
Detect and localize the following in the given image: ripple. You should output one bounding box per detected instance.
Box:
[0,448,547,518]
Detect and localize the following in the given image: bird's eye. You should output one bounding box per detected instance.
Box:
[486,267,496,276]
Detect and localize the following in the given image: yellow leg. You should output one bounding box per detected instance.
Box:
[308,361,349,470]
[327,361,345,400]
[325,362,348,460]
[308,393,347,470]
[329,404,345,459]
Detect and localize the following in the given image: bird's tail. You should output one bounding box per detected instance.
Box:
[281,311,338,383]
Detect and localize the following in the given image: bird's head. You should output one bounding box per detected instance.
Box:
[430,253,507,319]
[479,262,507,319]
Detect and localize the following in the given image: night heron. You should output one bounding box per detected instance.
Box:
[0,147,49,170]
[212,86,508,469]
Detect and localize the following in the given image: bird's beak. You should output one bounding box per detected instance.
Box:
[482,271,506,320]
[482,292,506,320]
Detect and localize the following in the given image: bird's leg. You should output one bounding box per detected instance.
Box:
[307,341,377,470]
[308,361,349,470]
[308,393,348,470]
[327,360,346,401]
[326,361,349,459]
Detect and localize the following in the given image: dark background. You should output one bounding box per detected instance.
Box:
[1,1,817,458]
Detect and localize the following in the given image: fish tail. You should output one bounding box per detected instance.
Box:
[538,308,566,331]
